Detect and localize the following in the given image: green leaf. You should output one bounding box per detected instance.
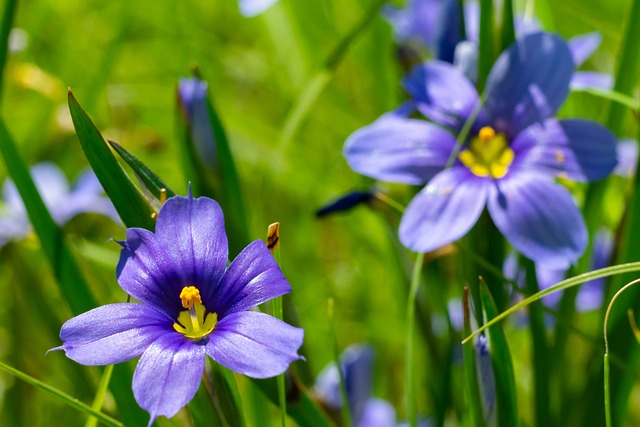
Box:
[571,87,640,111]
[499,0,515,52]
[0,119,96,315]
[108,140,176,200]
[0,360,123,427]
[477,0,496,92]
[463,261,640,344]
[176,76,250,257]
[68,90,156,230]
[479,280,518,427]
[0,0,17,102]
[462,288,487,427]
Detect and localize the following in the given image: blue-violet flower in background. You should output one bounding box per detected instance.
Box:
[383,0,611,89]
[178,77,218,170]
[53,193,304,425]
[314,344,397,427]
[0,162,119,246]
[344,32,617,268]
[239,0,278,17]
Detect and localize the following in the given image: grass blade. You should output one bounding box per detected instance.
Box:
[0,360,123,427]
[68,90,156,230]
[479,279,518,427]
[462,288,487,427]
[0,0,17,102]
[108,140,176,200]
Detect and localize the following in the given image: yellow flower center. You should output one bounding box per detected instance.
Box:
[173,286,217,340]
[458,126,515,178]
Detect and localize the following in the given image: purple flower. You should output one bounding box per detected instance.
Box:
[0,162,119,246]
[53,193,304,424]
[344,32,617,268]
[239,0,278,17]
[316,190,375,217]
[383,0,610,90]
[314,344,397,427]
[177,77,218,170]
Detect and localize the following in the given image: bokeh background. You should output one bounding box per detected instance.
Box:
[0,0,638,425]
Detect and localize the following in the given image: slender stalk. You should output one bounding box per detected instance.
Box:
[0,360,123,427]
[522,257,550,426]
[0,0,18,103]
[328,298,353,427]
[85,365,114,427]
[267,222,287,427]
[603,278,640,427]
[406,253,425,427]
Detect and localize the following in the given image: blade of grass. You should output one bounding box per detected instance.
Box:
[0,360,123,427]
[571,87,640,111]
[277,0,386,152]
[479,280,518,427]
[462,288,486,427]
[406,253,425,427]
[108,140,176,200]
[85,364,114,427]
[462,261,640,344]
[521,258,550,426]
[499,0,516,52]
[0,0,17,102]
[477,0,496,92]
[68,90,156,230]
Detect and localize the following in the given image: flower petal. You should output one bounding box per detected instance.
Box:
[206,311,303,378]
[614,138,638,178]
[155,194,228,298]
[511,119,617,182]
[206,240,291,316]
[117,227,184,318]
[399,167,490,253]
[487,171,587,269]
[133,333,205,425]
[239,0,278,17]
[403,61,480,130]
[567,32,602,67]
[344,114,456,185]
[484,32,573,138]
[55,303,170,365]
[382,0,442,49]
[569,71,613,90]
[358,398,397,427]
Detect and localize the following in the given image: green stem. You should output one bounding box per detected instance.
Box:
[0,0,17,103]
[477,0,495,92]
[406,253,425,427]
[329,299,353,427]
[522,257,551,426]
[85,365,114,427]
[0,360,123,427]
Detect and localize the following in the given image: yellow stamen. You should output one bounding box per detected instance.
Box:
[174,286,217,340]
[458,126,514,179]
[478,126,496,142]
[180,286,202,309]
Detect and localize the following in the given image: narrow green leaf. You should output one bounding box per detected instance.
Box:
[571,87,640,111]
[0,0,17,102]
[477,0,496,92]
[462,288,486,427]
[253,375,333,427]
[176,76,250,257]
[68,90,156,230]
[499,0,516,52]
[204,89,251,255]
[0,119,96,314]
[329,299,353,427]
[406,253,425,427]
[463,261,640,344]
[479,280,518,427]
[0,360,123,427]
[85,364,114,427]
[210,363,246,427]
[522,258,550,426]
[108,140,176,200]
[277,0,386,151]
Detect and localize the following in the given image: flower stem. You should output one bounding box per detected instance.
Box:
[85,364,114,427]
[328,298,353,427]
[0,0,17,103]
[406,253,425,427]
